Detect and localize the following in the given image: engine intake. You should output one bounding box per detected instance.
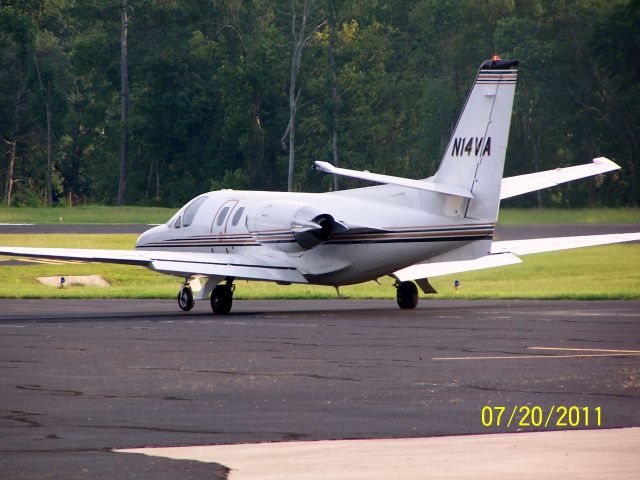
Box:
[294,213,335,249]
[247,201,340,253]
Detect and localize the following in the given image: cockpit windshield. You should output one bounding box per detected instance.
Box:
[182,195,208,227]
[166,195,208,228]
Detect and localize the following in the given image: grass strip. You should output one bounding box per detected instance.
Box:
[0,206,175,224]
[0,234,638,300]
[1,206,639,225]
[498,207,640,224]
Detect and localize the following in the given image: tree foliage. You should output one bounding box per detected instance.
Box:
[0,0,638,207]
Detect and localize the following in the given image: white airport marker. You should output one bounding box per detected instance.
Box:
[115,427,640,480]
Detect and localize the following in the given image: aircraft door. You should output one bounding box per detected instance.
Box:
[210,200,238,253]
[224,204,248,253]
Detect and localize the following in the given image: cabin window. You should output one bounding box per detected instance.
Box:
[216,206,230,227]
[231,207,245,226]
[182,196,207,228]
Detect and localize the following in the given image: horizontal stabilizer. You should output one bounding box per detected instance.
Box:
[314,161,473,198]
[500,157,620,199]
[394,253,522,281]
[491,232,640,255]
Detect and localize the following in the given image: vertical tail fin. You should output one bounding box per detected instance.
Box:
[433,57,518,221]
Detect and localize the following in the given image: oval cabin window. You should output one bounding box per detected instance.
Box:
[216,207,230,227]
[231,207,245,226]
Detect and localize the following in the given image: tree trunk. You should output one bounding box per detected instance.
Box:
[250,93,266,188]
[286,0,309,192]
[4,62,25,206]
[626,136,639,205]
[117,0,129,206]
[328,0,339,191]
[531,127,542,208]
[46,80,54,207]
[287,110,297,191]
[5,140,16,206]
[524,105,543,208]
[32,57,55,207]
[155,158,160,202]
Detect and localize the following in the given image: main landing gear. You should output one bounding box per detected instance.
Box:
[177,278,235,315]
[396,281,419,310]
[210,281,234,315]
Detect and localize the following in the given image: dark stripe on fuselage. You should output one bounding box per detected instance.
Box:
[136,224,495,249]
[326,234,492,245]
[137,235,492,249]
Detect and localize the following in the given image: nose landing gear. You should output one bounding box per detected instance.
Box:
[178,284,195,311]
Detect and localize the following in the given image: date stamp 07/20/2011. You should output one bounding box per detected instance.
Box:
[481,405,602,429]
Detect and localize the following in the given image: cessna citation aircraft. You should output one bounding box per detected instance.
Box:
[1,56,639,314]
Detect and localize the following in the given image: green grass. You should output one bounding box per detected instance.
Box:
[498,207,640,224]
[0,234,639,300]
[0,205,176,224]
[1,205,639,225]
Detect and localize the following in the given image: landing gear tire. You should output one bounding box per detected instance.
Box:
[396,281,419,310]
[211,284,233,315]
[178,285,194,311]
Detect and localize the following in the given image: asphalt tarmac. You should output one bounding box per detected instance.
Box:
[1,299,639,479]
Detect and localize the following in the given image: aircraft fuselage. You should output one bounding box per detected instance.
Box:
[136,190,495,286]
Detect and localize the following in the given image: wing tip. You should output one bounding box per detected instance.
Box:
[593,156,620,170]
[313,161,333,173]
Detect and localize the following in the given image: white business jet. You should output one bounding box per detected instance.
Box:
[1,56,638,314]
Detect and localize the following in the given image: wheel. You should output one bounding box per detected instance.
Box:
[210,284,233,315]
[396,281,419,310]
[178,285,194,311]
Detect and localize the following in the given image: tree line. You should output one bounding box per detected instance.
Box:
[1,0,638,208]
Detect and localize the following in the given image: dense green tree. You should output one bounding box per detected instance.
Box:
[0,0,637,207]
[0,4,37,205]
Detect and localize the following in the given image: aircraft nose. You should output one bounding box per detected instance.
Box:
[136,224,163,247]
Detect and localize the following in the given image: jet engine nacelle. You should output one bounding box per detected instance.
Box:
[246,201,340,253]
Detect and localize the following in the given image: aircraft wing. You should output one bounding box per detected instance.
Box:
[500,157,619,199]
[0,246,308,284]
[490,232,640,255]
[394,253,522,282]
[394,232,640,282]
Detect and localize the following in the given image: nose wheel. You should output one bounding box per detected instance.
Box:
[211,282,234,315]
[178,285,195,311]
[396,281,419,310]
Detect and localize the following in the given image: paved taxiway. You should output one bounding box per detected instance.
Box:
[1,299,639,479]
